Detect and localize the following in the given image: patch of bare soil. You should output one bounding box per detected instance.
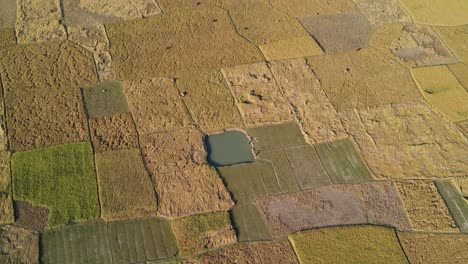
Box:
[256,182,411,237]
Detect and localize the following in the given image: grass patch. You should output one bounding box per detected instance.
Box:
[12,142,99,227]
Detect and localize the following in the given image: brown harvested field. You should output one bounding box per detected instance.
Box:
[226,1,306,45]
[95,148,157,221]
[256,182,411,237]
[0,193,13,225]
[106,6,263,80]
[13,201,49,232]
[395,180,458,232]
[172,212,236,257]
[222,62,293,125]
[152,165,233,219]
[194,240,298,264]
[340,102,468,179]
[140,128,206,174]
[0,225,39,263]
[89,113,139,153]
[307,48,421,112]
[0,151,12,225]
[123,78,192,134]
[398,232,468,264]
[269,59,347,144]
[0,41,97,151]
[176,70,243,133]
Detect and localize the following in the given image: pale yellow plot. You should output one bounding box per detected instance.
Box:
[412,66,468,122]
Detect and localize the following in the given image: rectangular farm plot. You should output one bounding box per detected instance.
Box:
[176,71,243,132]
[124,78,192,134]
[89,112,139,153]
[247,121,307,151]
[108,217,179,263]
[289,226,408,264]
[0,41,98,151]
[172,212,236,257]
[95,148,157,221]
[106,7,263,79]
[12,142,99,227]
[256,182,411,238]
[315,138,373,184]
[222,62,293,125]
[396,180,458,232]
[435,181,468,233]
[217,163,268,205]
[284,145,331,190]
[82,80,130,118]
[153,165,233,219]
[231,204,271,242]
[41,220,112,264]
[411,66,468,122]
[256,150,300,194]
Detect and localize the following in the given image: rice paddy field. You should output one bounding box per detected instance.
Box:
[0,0,467,263]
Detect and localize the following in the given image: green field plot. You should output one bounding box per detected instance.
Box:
[95,148,157,221]
[12,142,99,227]
[230,204,271,242]
[435,181,468,233]
[172,212,236,257]
[41,220,112,264]
[284,145,331,190]
[247,121,306,151]
[108,217,179,263]
[315,139,372,184]
[257,149,300,194]
[217,163,268,205]
[82,80,130,118]
[289,226,408,264]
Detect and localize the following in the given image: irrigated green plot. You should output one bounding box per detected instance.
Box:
[12,142,99,227]
[82,80,130,118]
[217,163,268,205]
[247,121,307,151]
[41,220,112,264]
[289,226,408,264]
[95,149,157,221]
[315,139,373,184]
[435,181,468,233]
[231,204,271,242]
[284,145,331,190]
[257,149,300,194]
[108,217,179,264]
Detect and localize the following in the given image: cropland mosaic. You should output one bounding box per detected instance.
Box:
[0,0,467,263]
